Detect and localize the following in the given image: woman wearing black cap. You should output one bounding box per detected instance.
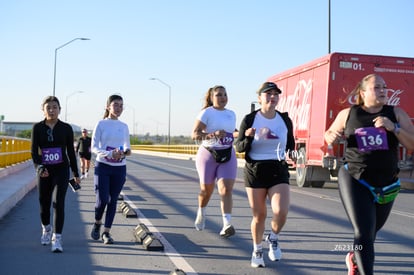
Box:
[235,82,294,268]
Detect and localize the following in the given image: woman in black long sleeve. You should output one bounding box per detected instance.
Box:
[31,96,80,253]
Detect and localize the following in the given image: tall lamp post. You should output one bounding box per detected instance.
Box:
[125,104,136,136]
[65,91,84,121]
[149,77,171,146]
[328,0,331,53]
[53,38,90,96]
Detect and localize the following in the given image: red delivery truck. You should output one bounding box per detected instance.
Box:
[266,52,414,188]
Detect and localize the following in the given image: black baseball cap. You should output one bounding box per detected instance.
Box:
[257,82,282,95]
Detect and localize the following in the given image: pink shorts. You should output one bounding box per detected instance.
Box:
[195,146,237,184]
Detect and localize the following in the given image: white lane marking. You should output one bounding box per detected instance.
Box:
[290,188,414,219]
[290,188,342,203]
[390,209,414,219]
[121,193,198,275]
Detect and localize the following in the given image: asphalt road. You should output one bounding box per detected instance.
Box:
[0,152,413,275]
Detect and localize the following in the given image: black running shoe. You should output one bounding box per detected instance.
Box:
[91,223,101,240]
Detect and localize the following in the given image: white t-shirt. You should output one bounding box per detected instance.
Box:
[196,106,236,148]
[92,118,131,166]
[249,112,288,161]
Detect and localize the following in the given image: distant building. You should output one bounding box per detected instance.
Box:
[0,121,82,137]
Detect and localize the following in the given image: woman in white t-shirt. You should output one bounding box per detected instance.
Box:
[191,85,238,238]
[235,82,295,268]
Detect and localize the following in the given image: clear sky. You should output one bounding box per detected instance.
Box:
[1,0,413,137]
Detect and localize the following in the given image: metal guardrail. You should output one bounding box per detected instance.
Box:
[1,142,244,169]
[132,144,199,155]
[0,136,32,168]
[131,144,245,159]
[1,137,410,172]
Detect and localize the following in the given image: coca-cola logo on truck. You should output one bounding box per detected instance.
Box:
[277,79,311,131]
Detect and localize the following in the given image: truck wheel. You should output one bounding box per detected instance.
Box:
[295,147,311,187]
[311,180,325,188]
[295,147,328,188]
[329,169,338,178]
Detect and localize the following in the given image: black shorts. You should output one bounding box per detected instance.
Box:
[244,160,290,189]
[79,152,92,160]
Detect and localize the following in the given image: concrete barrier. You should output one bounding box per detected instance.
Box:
[0,161,36,219]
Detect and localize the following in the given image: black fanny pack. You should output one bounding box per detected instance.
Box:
[205,146,232,163]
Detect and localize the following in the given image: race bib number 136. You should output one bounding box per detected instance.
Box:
[354,127,389,152]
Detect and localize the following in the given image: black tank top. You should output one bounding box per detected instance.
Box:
[344,105,399,187]
[78,137,91,154]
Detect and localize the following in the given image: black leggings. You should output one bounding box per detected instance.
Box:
[38,166,69,234]
[338,166,394,275]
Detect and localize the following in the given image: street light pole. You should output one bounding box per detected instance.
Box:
[149,77,171,146]
[328,0,331,53]
[53,38,90,97]
[65,91,84,121]
[125,104,136,136]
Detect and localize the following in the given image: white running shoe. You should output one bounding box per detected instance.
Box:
[102,232,114,244]
[85,172,88,178]
[251,250,265,268]
[194,213,206,231]
[266,234,282,261]
[51,236,63,253]
[41,228,52,245]
[219,224,235,238]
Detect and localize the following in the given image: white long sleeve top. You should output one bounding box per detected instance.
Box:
[92,118,131,166]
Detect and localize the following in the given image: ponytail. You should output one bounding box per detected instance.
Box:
[201,85,225,109]
[103,94,123,118]
[350,74,377,106]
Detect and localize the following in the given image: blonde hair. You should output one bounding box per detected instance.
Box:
[350,74,379,105]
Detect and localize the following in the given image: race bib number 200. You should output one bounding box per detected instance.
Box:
[42,147,63,164]
[354,127,389,152]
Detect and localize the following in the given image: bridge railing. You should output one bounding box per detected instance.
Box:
[0,136,32,168]
[0,141,245,168]
[131,144,245,159]
[132,144,199,155]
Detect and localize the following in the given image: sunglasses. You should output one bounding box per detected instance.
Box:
[47,129,54,142]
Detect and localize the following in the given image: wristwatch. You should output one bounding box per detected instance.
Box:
[393,123,401,135]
